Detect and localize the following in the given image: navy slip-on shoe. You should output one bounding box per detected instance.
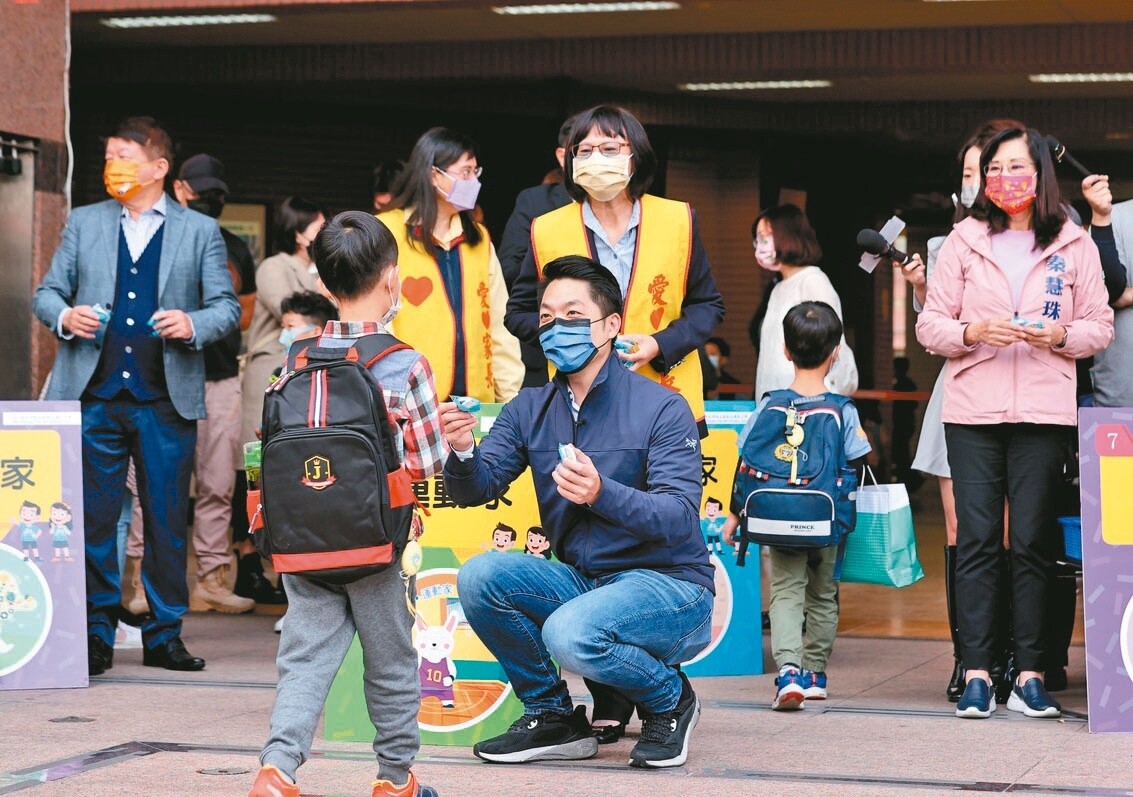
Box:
[955,677,995,719]
[1006,677,1062,718]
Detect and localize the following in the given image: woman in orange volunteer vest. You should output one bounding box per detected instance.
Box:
[505,104,724,744]
[377,128,522,404]
[506,105,724,437]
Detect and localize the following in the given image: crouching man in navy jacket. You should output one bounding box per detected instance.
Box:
[440,255,714,770]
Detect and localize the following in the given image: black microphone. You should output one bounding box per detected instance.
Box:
[856,229,911,266]
[1046,135,1092,178]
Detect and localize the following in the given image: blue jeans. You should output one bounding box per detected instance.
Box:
[82,398,196,648]
[457,553,713,716]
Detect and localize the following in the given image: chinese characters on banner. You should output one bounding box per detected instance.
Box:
[0,402,87,690]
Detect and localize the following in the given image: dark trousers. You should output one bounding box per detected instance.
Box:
[82,398,197,648]
[945,423,1070,672]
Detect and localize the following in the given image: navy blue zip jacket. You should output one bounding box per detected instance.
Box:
[444,354,715,593]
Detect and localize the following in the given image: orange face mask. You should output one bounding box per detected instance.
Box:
[104,158,156,203]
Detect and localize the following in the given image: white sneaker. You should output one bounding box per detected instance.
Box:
[114,620,143,649]
[274,614,285,633]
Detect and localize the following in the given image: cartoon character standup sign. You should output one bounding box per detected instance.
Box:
[415,613,459,709]
[700,497,726,554]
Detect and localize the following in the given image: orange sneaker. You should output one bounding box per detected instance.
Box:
[371,771,438,797]
[248,765,299,797]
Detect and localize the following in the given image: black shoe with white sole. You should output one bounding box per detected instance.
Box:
[629,672,700,769]
[473,705,598,764]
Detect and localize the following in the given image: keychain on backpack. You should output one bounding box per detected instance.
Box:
[783,409,805,483]
[401,511,425,577]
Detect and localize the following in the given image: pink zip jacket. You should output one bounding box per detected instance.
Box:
[916,216,1114,426]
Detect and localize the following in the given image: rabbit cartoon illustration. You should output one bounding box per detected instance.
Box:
[414,612,458,708]
[0,570,38,654]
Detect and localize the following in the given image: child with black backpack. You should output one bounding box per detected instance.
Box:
[724,301,871,712]
[249,211,446,797]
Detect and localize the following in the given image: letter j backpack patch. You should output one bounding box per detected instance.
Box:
[731,391,858,565]
[255,333,417,584]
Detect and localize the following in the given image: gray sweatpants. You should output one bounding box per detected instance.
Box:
[260,567,420,784]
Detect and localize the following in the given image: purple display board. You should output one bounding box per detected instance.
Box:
[1078,407,1133,733]
[0,402,87,690]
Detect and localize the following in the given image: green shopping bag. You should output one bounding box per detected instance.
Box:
[840,471,924,588]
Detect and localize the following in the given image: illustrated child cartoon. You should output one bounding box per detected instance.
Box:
[414,612,459,708]
[10,501,43,562]
[701,497,726,554]
[0,571,39,654]
[524,526,552,559]
[488,522,517,553]
[48,501,74,563]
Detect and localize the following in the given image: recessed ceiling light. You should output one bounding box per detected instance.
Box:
[679,80,833,91]
[1029,72,1133,84]
[100,14,277,29]
[493,2,679,15]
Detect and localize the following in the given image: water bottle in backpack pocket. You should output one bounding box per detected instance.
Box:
[731,391,858,565]
[255,333,416,585]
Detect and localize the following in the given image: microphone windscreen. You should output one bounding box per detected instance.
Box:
[856,229,889,255]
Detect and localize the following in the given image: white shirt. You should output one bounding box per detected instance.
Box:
[754,266,859,399]
[120,193,168,263]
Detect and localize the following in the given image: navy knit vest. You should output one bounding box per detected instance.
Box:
[87,225,168,401]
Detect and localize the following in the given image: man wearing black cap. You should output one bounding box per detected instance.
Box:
[33,117,240,675]
[173,153,260,614]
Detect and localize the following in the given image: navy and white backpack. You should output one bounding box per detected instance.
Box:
[731,390,858,565]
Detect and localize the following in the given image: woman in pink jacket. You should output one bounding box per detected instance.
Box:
[917,125,1113,721]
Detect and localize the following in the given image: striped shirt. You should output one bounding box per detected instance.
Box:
[319,320,448,481]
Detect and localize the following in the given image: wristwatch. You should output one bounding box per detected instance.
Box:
[1053,327,1069,349]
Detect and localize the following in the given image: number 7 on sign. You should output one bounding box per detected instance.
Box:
[1094,424,1133,545]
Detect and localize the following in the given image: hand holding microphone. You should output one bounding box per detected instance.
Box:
[856,228,912,266]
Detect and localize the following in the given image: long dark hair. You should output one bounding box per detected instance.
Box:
[952,119,1023,224]
[388,127,483,250]
[969,126,1066,249]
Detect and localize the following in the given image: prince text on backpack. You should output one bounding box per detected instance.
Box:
[731,390,858,566]
[255,333,417,584]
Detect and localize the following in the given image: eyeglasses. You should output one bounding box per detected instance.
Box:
[434,165,482,180]
[984,160,1035,177]
[572,141,631,160]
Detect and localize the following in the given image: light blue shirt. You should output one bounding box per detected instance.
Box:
[738,396,873,462]
[582,199,641,299]
[120,193,168,263]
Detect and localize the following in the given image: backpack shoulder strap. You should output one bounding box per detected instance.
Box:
[286,337,319,371]
[348,333,414,369]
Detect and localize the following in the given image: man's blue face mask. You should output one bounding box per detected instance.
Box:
[538,315,612,374]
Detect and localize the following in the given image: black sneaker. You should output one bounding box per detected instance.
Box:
[473,706,598,764]
[629,672,701,769]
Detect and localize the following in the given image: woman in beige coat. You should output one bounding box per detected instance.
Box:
[240,196,326,444]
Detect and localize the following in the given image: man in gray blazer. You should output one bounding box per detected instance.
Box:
[33,117,240,676]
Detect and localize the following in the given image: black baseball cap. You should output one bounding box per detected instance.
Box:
[178,153,228,194]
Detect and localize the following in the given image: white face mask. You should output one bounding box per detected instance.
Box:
[381,268,401,326]
[959,183,980,209]
[572,151,633,202]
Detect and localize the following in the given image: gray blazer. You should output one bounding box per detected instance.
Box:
[32,197,240,420]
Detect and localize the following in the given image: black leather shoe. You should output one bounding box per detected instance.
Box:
[946,656,964,703]
[143,637,206,671]
[1045,667,1068,692]
[88,635,114,676]
[591,722,626,744]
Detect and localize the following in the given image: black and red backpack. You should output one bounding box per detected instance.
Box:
[253,333,417,584]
